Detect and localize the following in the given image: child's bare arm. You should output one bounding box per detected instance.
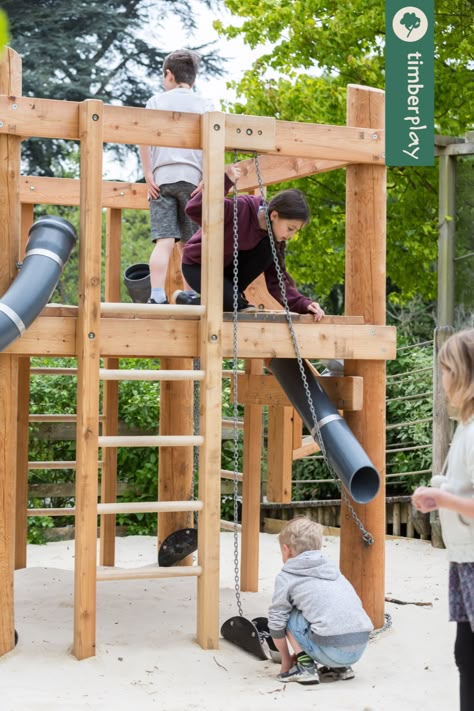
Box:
[139,145,159,199]
[271,636,294,673]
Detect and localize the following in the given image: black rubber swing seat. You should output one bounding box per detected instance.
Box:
[158,527,198,567]
[220,615,281,661]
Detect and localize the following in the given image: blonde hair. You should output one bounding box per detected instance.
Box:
[278,517,323,554]
[439,328,474,423]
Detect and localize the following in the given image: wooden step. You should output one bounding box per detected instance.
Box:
[99,368,205,381]
[100,302,205,317]
[96,500,202,515]
[97,565,202,581]
[98,435,203,447]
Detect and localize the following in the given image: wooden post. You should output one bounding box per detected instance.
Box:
[0,47,22,657]
[341,85,386,629]
[437,156,456,327]
[431,326,454,547]
[15,203,34,570]
[196,112,225,649]
[100,207,121,566]
[158,244,194,558]
[74,99,103,659]
[266,406,294,502]
[240,358,264,592]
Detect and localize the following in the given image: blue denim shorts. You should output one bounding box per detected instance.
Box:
[287,609,368,667]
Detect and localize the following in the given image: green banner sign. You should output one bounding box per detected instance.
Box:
[385,1,434,166]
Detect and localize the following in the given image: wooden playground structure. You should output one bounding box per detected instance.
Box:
[0,47,395,660]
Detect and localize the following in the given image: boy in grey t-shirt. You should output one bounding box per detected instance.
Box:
[139,49,212,304]
[269,517,373,685]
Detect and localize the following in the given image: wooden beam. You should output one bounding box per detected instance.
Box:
[1,97,384,164]
[20,175,148,210]
[236,154,348,191]
[234,373,363,411]
[4,315,396,361]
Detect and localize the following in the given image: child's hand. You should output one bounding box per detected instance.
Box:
[225,163,241,183]
[145,174,160,200]
[307,301,325,321]
[190,180,203,197]
[412,486,439,513]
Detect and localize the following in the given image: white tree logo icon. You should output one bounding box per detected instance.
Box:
[392,6,429,42]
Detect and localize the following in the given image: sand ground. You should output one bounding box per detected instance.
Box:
[0,532,457,711]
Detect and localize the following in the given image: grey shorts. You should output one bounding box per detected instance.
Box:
[149,181,199,243]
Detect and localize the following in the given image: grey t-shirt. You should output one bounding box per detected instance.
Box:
[146,88,214,187]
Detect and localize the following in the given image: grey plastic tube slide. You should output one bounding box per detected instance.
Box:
[0,216,77,353]
[269,357,380,504]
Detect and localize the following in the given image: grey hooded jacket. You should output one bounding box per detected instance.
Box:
[268,550,373,647]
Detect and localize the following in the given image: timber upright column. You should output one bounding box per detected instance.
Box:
[0,47,22,657]
[158,245,194,558]
[342,85,387,629]
[196,112,226,648]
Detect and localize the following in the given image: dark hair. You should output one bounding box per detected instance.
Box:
[267,189,310,225]
[163,49,200,85]
[266,189,310,282]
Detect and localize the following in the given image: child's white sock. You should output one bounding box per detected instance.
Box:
[151,288,167,303]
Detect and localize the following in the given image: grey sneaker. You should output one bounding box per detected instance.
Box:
[277,662,319,685]
[172,290,200,306]
[147,297,168,304]
[318,665,355,681]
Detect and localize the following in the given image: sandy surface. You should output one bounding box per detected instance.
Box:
[0,532,457,711]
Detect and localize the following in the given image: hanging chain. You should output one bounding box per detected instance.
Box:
[231,155,244,616]
[254,153,374,546]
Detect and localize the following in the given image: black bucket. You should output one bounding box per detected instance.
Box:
[123,263,150,303]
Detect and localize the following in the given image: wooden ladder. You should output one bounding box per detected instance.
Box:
[73,106,226,659]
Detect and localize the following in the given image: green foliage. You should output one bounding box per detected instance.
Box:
[27,515,55,544]
[455,156,474,315]
[0,8,9,53]
[214,0,473,306]
[3,0,224,175]
[385,340,433,492]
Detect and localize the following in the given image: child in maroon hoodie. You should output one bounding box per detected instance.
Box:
[174,163,325,320]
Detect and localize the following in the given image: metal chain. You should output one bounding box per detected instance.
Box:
[231,158,244,616]
[254,153,374,546]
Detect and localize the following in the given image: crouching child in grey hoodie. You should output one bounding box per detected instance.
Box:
[268,516,373,685]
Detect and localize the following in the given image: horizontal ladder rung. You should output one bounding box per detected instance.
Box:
[27,508,75,517]
[97,500,203,514]
[30,367,78,376]
[220,469,243,482]
[99,369,205,381]
[220,520,242,532]
[97,565,202,582]
[29,414,105,422]
[98,435,203,447]
[28,461,103,469]
[100,302,205,317]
